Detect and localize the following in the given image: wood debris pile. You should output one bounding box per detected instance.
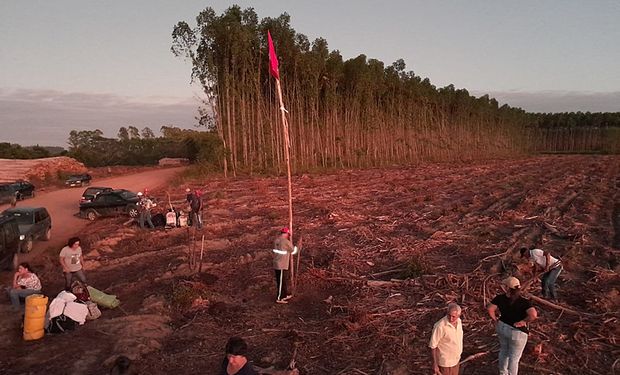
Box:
[0,156,86,183]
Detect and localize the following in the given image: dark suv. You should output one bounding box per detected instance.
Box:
[0,215,21,270]
[11,180,35,200]
[0,184,17,205]
[1,207,52,253]
[65,174,92,187]
[80,186,113,204]
[79,189,140,221]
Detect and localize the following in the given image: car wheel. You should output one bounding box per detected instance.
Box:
[127,205,139,218]
[22,237,33,253]
[16,192,23,201]
[86,209,97,221]
[43,227,52,241]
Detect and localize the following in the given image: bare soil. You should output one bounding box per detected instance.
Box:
[1,155,618,375]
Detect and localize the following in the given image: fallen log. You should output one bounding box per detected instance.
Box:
[525,293,600,317]
[253,366,299,375]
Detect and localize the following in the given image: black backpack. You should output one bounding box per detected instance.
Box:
[46,314,77,334]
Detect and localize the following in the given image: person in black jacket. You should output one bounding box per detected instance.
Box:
[186,188,203,229]
[219,337,258,375]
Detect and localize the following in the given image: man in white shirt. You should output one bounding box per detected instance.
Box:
[520,246,562,301]
[429,303,463,375]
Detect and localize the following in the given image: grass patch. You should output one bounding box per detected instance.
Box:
[169,280,209,311]
[401,256,432,279]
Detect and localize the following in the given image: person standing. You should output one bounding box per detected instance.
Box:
[6,262,42,310]
[272,227,298,304]
[59,237,86,290]
[520,246,562,301]
[188,189,203,229]
[138,192,155,229]
[429,303,463,375]
[219,337,258,375]
[488,277,538,375]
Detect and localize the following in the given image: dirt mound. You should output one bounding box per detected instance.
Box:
[0,156,87,183]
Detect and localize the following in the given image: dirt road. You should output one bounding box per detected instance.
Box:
[1,167,185,259]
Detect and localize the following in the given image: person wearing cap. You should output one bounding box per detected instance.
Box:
[488,277,538,375]
[137,191,156,229]
[218,336,258,375]
[272,227,298,304]
[429,303,463,375]
[520,246,562,301]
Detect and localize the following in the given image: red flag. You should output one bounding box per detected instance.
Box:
[267,30,280,80]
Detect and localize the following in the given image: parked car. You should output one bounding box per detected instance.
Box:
[0,215,20,270]
[80,186,113,204]
[10,180,35,200]
[0,184,17,205]
[1,207,52,253]
[79,189,140,221]
[65,174,92,187]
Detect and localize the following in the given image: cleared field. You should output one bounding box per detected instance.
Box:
[1,155,618,375]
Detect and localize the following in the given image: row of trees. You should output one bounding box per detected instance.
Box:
[171,6,618,175]
[0,143,58,159]
[172,7,534,175]
[66,126,222,167]
[527,112,620,153]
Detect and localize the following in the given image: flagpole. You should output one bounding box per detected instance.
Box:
[269,30,296,294]
[275,78,295,292]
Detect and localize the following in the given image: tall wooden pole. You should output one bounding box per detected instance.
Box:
[275,78,295,292]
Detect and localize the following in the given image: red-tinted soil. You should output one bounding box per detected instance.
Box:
[1,155,618,375]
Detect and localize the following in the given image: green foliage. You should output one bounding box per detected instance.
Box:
[172,6,620,176]
[0,142,52,159]
[170,281,208,311]
[401,256,432,279]
[66,126,224,167]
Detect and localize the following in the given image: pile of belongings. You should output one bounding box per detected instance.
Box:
[87,285,120,309]
[46,282,103,334]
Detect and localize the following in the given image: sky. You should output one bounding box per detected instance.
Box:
[1,1,619,147]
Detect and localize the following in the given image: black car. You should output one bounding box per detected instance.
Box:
[1,207,52,253]
[65,174,92,187]
[80,186,113,204]
[0,184,17,205]
[10,180,35,200]
[79,189,140,221]
[0,215,20,270]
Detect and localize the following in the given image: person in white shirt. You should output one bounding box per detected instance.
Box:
[429,303,463,375]
[520,246,562,301]
[60,237,86,290]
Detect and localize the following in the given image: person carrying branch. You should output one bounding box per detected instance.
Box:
[520,246,562,301]
[272,227,298,304]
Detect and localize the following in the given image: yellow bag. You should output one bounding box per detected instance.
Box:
[23,294,48,341]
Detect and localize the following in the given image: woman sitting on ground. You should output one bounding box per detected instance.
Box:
[219,336,258,375]
[7,262,42,309]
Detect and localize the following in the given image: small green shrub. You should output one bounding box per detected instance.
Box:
[401,256,431,279]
